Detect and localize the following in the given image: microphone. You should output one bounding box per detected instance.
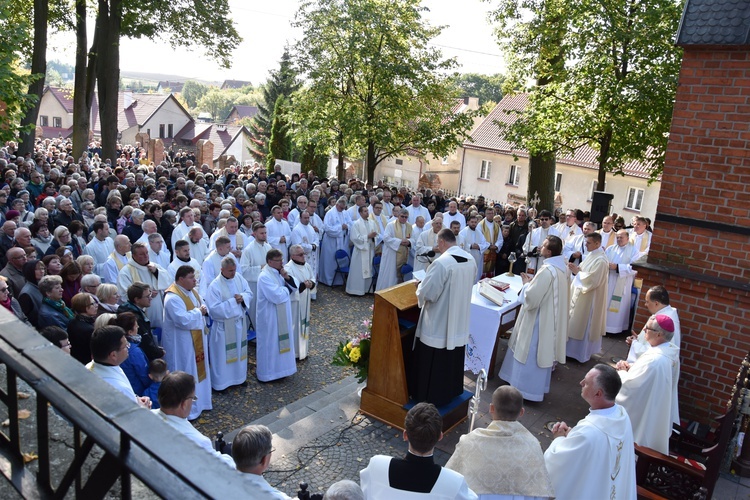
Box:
[417,250,436,258]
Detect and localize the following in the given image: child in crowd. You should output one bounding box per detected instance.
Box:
[142,359,168,409]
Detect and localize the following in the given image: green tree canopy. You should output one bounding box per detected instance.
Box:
[181,80,210,109]
[291,0,477,185]
[449,73,505,106]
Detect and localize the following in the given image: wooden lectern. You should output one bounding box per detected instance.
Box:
[360,281,470,432]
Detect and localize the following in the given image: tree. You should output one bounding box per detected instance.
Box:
[449,73,505,106]
[196,88,233,121]
[17,0,49,156]
[182,80,210,109]
[292,0,477,185]
[266,96,294,170]
[0,2,39,144]
[490,0,682,191]
[249,48,300,163]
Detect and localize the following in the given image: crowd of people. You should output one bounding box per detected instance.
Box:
[0,136,679,498]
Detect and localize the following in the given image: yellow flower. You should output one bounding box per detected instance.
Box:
[349,347,361,363]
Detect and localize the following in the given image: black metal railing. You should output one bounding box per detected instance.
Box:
[0,310,251,498]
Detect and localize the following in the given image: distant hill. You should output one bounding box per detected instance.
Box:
[119,69,221,87]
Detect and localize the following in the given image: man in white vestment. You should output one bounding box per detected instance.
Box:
[305,199,325,241]
[152,371,235,468]
[347,206,376,296]
[286,196,308,229]
[233,425,294,499]
[87,325,152,407]
[319,197,352,286]
[284,245,316,360]
[412,229,476,406]
[200,236,239,296]
[566,232,609,363]
[544,364,637,500]
[171,207,208,250]
[118,243,171,329]
[147,233,171,270]
[205,257,252,390]
[599,215,617,249]
[478,206,502,278]
[208,217,245,259]
[458,214,489,284]
[168,240,201,284]
[629,216,651,264]
[442,201,466,231]
[500,236,569,402]
[255,249,297,382]
[414,217,443,274]
[626,286,681,363]
[368,201,389,255]
[380,189,394,218]
[563,221,596,265]
[265,205,292,262]
[183,226,208,264]
[605,230,638,334]
[551,209,582,244]
[240,223,273,330]
[101,235,131,285]
[290,211,319,300]
[522,210,554,273]
[347,194,367,221]
[162,265,212,420]
[405,193,431,224]
[136,219,159,245]
[446,386,555,499]
[376,211,412,291]
[84,220,114,276]
[409,216,427,268]
[615,314,680,455]
[360,402,477,500]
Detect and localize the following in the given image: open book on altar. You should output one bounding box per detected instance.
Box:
[479,281,507,306]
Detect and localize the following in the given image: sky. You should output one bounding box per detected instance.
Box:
[46,0,505,86]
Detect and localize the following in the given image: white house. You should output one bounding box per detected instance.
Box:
[36,87,75,137]
[458,94,660,220]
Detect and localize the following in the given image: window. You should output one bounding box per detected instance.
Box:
[589,180,607,200]
[625,187,645,211]
[395,158,403,166]
[555,172,562,192]
[168,124,174,138]
[479,160,491,180]
[159,124,165,139]
[39,116,49,127]
[53,117,62,128]
[441,156,449,165]
[508,164,520,186]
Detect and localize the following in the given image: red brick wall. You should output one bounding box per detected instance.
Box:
[635,47,750,422]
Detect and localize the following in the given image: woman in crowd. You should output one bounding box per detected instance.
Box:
[96,284,121,315]
[70,221,88,251]
[67,292,98,364]
[0,276,31,326]
[30,220,53,255]
[46,226,81,258]
[42,255,63,275]
[76,255,95,276]
[106,193,123,228]
[59,262,82,307]
[115,312,151,395]
[38,275,74,329]
[18,259,45,327]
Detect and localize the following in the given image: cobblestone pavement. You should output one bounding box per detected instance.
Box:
[192,284,375,438]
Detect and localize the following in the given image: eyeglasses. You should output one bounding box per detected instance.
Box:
[0,287,9,294]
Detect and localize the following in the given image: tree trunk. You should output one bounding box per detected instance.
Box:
[18,0,49,156]
[95,0,122,163]
[528,152,556,213]
[72,0,97,160]
[366,140,377,185]
[597,126,613,188]
[336,133,345,180]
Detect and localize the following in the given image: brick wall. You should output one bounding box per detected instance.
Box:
[635,46,750,422]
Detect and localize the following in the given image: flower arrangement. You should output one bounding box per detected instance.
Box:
[332,306,373,383]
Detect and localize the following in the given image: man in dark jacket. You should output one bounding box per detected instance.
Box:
[117,281,165,360]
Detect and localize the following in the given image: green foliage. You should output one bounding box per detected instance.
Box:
[182,80,210,109]
[0,4,40,143]
[266,96,293,170]
[291,0,478,184]
[489,0,683,181]
[249,48,300,162]
[449,73,505,105]
[196,88,234,121]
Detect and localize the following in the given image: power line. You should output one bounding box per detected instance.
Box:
[430,43,502,58]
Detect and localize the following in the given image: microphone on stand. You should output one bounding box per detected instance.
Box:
[417,250,436,258]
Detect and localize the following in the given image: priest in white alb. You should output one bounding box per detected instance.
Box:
[184,226,209,265]
[289,211,319,299]
[200,236,239,297]
[205,257,252,391]
[117,243,171,329]
[545,364,637,500]
[162,265,212,420]
[240,223,273,330]
[265,205,292,263]
[458,214,489,283]
[171,207,208,250]
[375,211,412,291]
[84,220,114,276]
[599,215,617,249]
[414,216,443,274]
[566,232,609,363]
[147,233,171,270]
[616,314,680,455]
[255,249,297,382]
[168,240,202,284]
[101,235,131,285]
[605,230,638,334]
[500,236,569,402]
[627,286,681,363]
[284,245,316,360]
[368,201,388,255]
[629,216,651,264]
[522,210,554,272]
[347,206,376,296]
[478,206,502,278]
[319,197,351,286]
[208,217,245,259]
